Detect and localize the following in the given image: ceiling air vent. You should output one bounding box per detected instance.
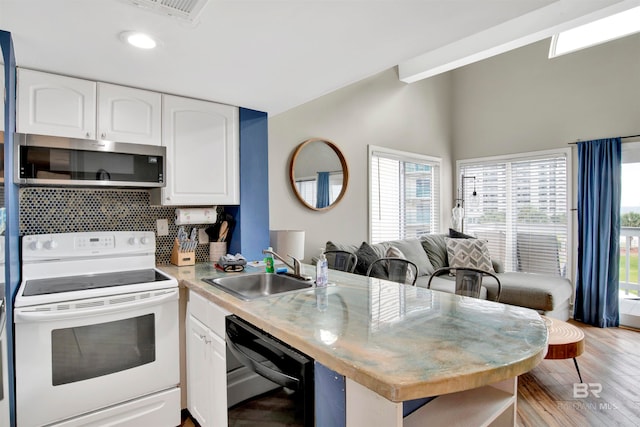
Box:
[128,0,209,23]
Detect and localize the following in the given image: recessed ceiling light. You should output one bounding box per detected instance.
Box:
[119,31,158,49]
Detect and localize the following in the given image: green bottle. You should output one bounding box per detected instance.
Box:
[264,247,274,273]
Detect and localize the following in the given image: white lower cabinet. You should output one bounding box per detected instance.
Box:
[187,291,230,427]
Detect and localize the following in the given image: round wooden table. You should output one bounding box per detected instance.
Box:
[542,316,585,382]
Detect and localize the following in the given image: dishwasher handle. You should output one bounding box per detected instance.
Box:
[225,330,301,390]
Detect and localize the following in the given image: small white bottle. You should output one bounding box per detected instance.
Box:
[316,249,328,287]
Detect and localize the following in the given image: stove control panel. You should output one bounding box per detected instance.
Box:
[22,231,156,260]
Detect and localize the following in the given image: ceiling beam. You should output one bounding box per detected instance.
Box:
[398,0,640,83]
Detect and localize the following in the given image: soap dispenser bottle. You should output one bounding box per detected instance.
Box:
[316,249,328,287]
[264,247,275,273]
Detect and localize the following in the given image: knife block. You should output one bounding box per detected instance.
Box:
[170,238,195,266]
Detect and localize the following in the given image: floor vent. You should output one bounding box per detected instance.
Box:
[127,0,209,23]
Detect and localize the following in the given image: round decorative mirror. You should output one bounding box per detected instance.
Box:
[289,138,349,211]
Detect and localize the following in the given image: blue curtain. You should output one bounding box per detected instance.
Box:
[316,172,330,209]
[575,138,621,327]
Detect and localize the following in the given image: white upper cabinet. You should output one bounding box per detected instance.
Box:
[17,69,96,139]
[97,82,161,145]
[17,69,162,145]
[156,94,239,206]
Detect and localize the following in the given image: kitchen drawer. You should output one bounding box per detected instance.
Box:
[188,290,229,338]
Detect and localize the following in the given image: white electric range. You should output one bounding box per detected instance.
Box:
[14,231,180,427]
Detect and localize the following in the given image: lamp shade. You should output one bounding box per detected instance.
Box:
[270,230,305,260]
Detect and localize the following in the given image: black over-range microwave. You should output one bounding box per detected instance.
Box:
[14,133,165,187]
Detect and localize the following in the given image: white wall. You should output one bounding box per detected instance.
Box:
[269,68,453,261]
[451,34,640,160]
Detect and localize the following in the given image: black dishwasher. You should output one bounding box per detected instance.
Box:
[225,315,314,426]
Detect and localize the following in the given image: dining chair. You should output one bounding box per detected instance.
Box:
[427,267,502,302]
[366,257,418,286]
[324,250,358,273]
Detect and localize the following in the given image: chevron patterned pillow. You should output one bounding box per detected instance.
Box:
[446,238,495,273]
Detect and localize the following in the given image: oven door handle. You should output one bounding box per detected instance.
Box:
[14,289,178,322]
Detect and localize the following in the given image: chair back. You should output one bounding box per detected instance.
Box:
[428,267,502,302]
[366,257,418,286]
[324,250,358,273]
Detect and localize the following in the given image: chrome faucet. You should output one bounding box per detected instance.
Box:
[262,248,311,281]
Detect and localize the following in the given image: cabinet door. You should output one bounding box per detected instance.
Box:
[187,314,213,427]
[17,69,96,139]
[97,83,161,145]
[160,95,239,205]
[209,330,228,427]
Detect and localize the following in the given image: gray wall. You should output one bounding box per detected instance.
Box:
[269,69,454,261]
[451,34,640,160]
[268,33,640,263]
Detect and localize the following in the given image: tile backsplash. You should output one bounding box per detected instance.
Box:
[19,187,220,264]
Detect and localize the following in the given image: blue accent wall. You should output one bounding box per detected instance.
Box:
[2,28,19,427]
[227,108,269,261]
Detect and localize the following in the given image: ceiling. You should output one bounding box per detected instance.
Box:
[0,0,635,116]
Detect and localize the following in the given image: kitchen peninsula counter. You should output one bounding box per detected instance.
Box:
[160,262,547,407]
[159,263,547,402]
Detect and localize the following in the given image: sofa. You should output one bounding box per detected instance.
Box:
[326,231,574,321]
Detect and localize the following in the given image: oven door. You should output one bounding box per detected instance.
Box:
[14,288,179,427]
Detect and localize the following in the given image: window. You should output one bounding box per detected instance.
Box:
[620,141,640,300]
[369,146,440,243]
[458,149,570,277]
[549,6,640,58]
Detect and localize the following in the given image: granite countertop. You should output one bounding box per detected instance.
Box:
[159,262,548,402]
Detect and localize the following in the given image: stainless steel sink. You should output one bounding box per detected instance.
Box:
[203,273,313,300]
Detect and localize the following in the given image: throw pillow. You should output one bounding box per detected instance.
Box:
[385,245,405,258]
[446,238,495,273]
[354,242,384,276]
[326,241,360,254]
[420,234,449,270]
[448,228,475,239]
[384,246,416,284]
[386,238,434,276]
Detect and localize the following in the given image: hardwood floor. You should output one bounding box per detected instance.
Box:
[517,321,640,427]
[182,321,639,427]
[181,389,302,427]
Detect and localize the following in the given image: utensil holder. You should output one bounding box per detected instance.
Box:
[209,242,227,263]
[170,238,195,266]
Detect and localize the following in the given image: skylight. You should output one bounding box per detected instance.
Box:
[549,6,640,58]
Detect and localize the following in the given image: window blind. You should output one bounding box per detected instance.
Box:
[370,148,440,243]
[459,151,569,276]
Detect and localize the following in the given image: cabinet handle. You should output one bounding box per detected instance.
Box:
[101,132,106,139]
[85,132,90,138]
